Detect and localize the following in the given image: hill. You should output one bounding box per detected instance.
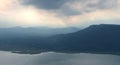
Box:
[0,24,120,54]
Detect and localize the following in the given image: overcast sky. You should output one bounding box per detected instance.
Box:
[0,0,120,28]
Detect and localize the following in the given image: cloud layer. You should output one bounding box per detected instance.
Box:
[0,0,120,28]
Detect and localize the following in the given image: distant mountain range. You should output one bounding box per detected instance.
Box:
[0,24,120,54]
[0,27,79,38]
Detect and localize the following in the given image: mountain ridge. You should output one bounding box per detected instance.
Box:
[0,26,79,38]
[0,24,120,54]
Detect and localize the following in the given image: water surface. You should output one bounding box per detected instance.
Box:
[0,51,120,65]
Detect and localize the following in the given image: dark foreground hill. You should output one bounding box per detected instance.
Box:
[0,24,120,54]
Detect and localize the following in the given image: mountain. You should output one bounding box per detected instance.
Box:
[48,24,120,53]
[0,27,79,38]
[0,24,120,54]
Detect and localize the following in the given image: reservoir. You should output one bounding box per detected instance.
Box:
[0,51,119,65]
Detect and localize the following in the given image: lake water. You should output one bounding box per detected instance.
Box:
[0,51,120,65]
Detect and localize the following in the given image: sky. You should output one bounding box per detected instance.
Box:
[0,0,120,28]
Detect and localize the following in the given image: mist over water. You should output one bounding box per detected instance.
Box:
[0,51,120,65]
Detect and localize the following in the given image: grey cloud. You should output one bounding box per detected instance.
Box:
[63,0,119,16]
[24,0,68,9]
[23,0,119,16]
[58,6,82,16]
[98,0,118,9]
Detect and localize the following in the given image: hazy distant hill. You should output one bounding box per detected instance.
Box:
[0,24,120,54]
[0,27,79,38]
